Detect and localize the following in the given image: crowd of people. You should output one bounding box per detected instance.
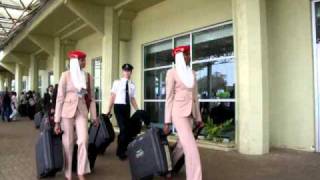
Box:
[0,88,55,122]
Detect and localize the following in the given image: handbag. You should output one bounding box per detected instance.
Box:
[85,73,92,110]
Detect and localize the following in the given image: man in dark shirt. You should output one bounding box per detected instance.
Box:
[2,90,11,122]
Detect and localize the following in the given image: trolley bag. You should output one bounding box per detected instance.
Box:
[35,121,63,178]
[51,133,63,172]
[89,114,115,154]
[72,122,100,172]
[34,111,44,129]
[72,143,98,173]
[171,126,203,174]
[127,127,172,180]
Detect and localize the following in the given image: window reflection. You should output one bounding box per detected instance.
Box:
[193,58,235,99]
[144,68,168,100]
[144,40,173,69]
[316,2,320,42]
[92,57,102,115]
[144,102,165,124]
[175,35,190,47]
[200,102,235,140]
[193,24,233,61]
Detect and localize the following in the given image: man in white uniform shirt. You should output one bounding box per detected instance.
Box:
[106,63,139,160]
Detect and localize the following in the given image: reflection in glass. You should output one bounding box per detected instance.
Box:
[193,24,233,61]
[144,68,169,100]
[193,58,235,99]
[92,57,102,115]
[174,35,190,47]
[316,2,320,42]
[144,40,173,69]
[200,102,235,140]
[144,102,165,124]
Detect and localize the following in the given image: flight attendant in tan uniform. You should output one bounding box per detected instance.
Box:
[54,50,98,180]
[163,45,204,180]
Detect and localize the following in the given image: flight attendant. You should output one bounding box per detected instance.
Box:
[106,63,139,160]
[54,50,98,180]
[163,46,204,180]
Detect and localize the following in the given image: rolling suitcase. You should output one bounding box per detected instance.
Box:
[171,126,203,174]
[35,121,63,178]
[89,114,115,154]
[128,127,172,180]
[34,111,44,129]
[128,110,151,145]
[72,143,98,172]
[72,118,103,172]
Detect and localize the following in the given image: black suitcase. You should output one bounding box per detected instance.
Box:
[89,114,115,154]
[128,127,172,180]
[72,117,104,172]
[72,143,98,172]
[128,110,151,144]
[171,126,203,174]
[34,111,44,129]
[35,122,63,178]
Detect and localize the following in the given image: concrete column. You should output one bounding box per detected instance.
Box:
[53,37,64,84]
[8,76,12,91]
[232,0,269,155]
[15,63,22,99]
[119,41,130,76]
[4,75,9,91]
[39,70,49,97]
[0,75,4,91]
[101,7,119,113]
[28,55,38,91]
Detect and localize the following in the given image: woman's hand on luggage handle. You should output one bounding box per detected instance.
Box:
[92,118,99,127]
[196,121,205,129]
[163,123,171,135]
[54,123,62,135]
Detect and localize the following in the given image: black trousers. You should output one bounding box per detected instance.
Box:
[114,104,131,156]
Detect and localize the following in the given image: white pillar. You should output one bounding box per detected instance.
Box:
[15,63,22,99]
[0,75,4,91]
[39,70,49,97]
[53,37,64,84]
[232,0,270,155]
[101,7,119,113]
[28,55,38,91]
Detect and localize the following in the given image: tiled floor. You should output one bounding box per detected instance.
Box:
[1,118,320,180]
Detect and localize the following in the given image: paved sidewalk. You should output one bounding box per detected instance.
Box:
[1,118,320,180]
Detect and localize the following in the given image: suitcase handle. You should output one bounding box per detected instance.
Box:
[102,113,112,119]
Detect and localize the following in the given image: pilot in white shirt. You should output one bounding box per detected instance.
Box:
[106,63,139,160]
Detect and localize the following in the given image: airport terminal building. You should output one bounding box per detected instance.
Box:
[0,0,319,155]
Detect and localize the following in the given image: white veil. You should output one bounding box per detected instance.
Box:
[69,58,86,92]
[174,52,194,88]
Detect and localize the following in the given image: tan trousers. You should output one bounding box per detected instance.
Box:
[61,109,90,179]
[173,116,202,180]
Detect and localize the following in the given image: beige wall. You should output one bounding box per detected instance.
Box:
[267,0,315,151]
[75,33,103,74]
[129,0,233,106]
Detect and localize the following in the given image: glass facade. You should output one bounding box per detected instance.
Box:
[143,23,235,141]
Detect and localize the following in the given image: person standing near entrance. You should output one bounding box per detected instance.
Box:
[106,63,139,160]
[54,50,98,180]
[163,45,204,180]
[43,85,54,112]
